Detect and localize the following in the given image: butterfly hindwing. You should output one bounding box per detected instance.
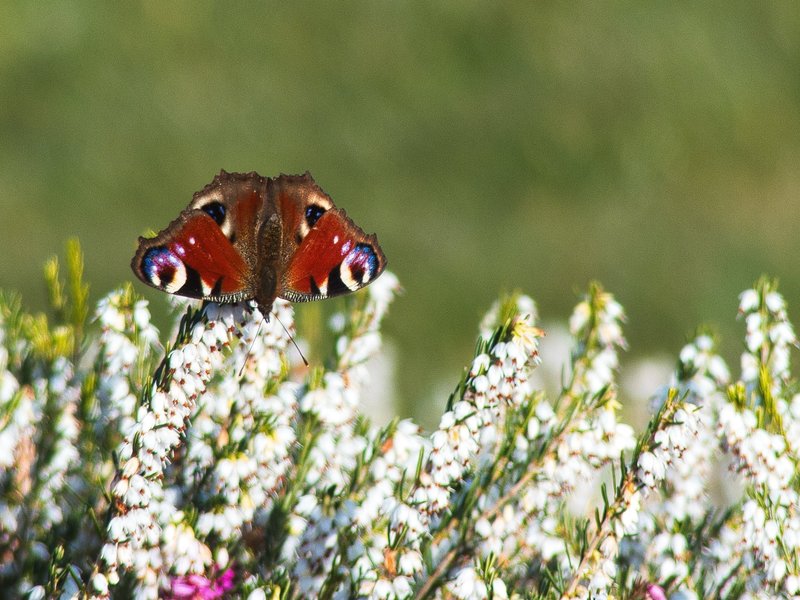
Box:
[132,210,250,302]
[282,211,385,300]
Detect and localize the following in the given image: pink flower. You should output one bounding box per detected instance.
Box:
[646,583,667,600]
[167,566,234,599]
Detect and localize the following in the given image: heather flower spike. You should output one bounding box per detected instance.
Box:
[3,244,800,598]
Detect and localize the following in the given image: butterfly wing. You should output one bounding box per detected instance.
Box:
[131,171,270,304]
[269,173,386,302]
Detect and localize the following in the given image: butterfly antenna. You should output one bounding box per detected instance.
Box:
[238,316,265,378]
[273,312,309,367]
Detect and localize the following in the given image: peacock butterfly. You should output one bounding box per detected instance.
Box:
[131,171,386,315]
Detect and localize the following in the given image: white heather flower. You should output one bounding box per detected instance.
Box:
[491,577,509,599]
[479,295,538,339]
[739,288,760,313]
[397,298,544,590]
[765,291,785,313]
[637,452,665,489]
[617,489,642,536]
[367,270,401,311]
[448,566,487,599]
[161,515,212,576]
[770,320,795,345]
[91,573,109,595]
[569,301,591,336]
[291,505,339,597]
[185,299,297,525]
[471,353,491,377]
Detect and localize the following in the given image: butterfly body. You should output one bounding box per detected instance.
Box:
[132,171,386,315]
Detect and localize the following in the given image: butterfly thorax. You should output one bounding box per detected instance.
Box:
[254,212,282,315]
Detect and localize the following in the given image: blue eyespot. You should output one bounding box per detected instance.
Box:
[141,246,183,289]
[202,201,226,226]
[305,204,326,228]
[345,243,379,283]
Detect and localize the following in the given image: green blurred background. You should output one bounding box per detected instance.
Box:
[2,2,799,422]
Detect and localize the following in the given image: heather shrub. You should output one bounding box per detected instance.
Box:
[1,242,798,599]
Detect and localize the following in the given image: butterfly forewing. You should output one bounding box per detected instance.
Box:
[188,172,269,260]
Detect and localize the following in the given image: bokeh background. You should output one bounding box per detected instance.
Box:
[2,3,799,424]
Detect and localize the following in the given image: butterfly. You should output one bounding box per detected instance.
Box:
[131,171,386,316]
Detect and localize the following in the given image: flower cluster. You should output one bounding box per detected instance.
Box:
[91,301,245,597]
[639,334,729,593]
[4,244,800,599]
